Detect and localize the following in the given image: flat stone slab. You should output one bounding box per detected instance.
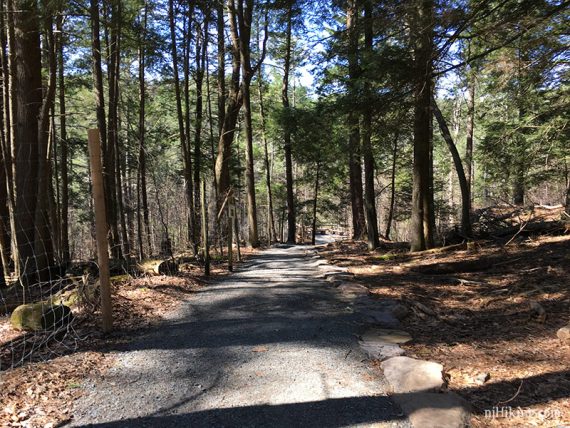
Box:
[557,325,570,342]
[362,328,412,345]
[394,392,470,428]
[381,356,444,393]
[359,341,405,361]
[337,283,369,295]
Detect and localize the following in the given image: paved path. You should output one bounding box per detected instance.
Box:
[71,242,408,427]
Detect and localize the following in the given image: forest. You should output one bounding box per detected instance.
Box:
[0,0,566,280]
[0,0,569,426]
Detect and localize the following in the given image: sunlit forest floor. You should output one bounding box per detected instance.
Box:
[318,233,570,427]
[0,250,257,427]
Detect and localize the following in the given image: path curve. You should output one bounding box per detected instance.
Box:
[71,242,408,427]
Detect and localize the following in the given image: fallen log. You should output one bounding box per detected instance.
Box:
[489,221,566,238]
[411,243,467,256]
[136,259,178,276]
[534,204,563,210]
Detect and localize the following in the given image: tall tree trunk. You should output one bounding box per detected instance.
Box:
[215,0,242,199]
[346,0,366,240]
[56,12,69,263]
[311,162,320,246]
[91,0,118,258]
[0,0,12,279]
[258,69,276,243]
[241,81,259,247]
[205,54,217,192]
[34,7,58,279]
[0,152,6,285]
[194,12,209,250]
[12,0,43,281]
[182,3,197,252]
[5,0,18,276]
[385,130,399,240]
[565,165,570,218]
[282,3,295,244]
[108,0,129,258]
[216,0,225,137]
[0,99,9,283]
[465,73,475,206]
[137,2,150,258]
[48,110,61,260]
[168,0,195,249]
[432,98,472,238]
[237,0,267,248]
[513,168,525,205]
[425,109,435,247]
[410,0,434,252]
[362,0,379,250]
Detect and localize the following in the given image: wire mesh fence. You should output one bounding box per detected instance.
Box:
[0,125,219,372]
[0,129,107,371]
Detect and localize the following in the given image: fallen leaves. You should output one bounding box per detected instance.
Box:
[319,234,570,428]
[1,352,109,427]
[0,273,203,428]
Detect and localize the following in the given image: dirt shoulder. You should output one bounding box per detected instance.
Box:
[318,235,570,427]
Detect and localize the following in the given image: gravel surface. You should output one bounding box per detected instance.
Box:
[70,240,409,427]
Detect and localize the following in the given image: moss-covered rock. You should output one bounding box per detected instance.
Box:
[10,303,73,331]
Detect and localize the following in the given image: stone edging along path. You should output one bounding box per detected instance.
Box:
[308,248,471,428]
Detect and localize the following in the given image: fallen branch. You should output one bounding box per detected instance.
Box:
[496,380,524,406]
[447,277,489,287]
[504,220,528,246]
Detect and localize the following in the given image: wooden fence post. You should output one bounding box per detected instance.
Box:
[87,129,113,333]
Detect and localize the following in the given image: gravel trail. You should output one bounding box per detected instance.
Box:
[71,241,408,427]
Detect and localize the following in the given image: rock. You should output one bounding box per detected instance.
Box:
[11,303,47,331]
[359,341,405,361]
[337,283,369,295]
[394,391,470,428]
[11,303,73,331]
[361,328,412,345]
[557,325,570,342]
[358,328,411,361]
[381,356,444,393]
